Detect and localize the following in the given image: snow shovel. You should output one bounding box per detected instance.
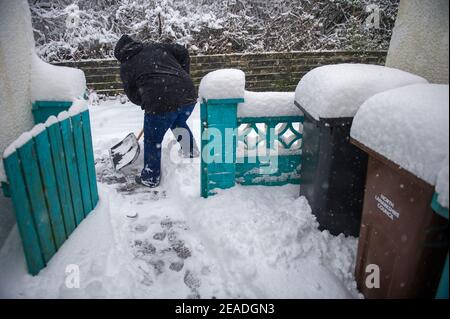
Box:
[110,129,144,171]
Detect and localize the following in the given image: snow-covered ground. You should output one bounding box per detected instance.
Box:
[0,99,361,299]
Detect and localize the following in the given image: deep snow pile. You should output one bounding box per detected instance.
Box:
[351,84,449,186]
[0,99,361,299]
[295,64,428,120]
[30,54,86,102]
[239,91,299,118]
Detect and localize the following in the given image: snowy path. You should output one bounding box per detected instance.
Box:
[0,100,361,299]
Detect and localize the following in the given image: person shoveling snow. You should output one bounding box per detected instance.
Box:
[113,35,199,188]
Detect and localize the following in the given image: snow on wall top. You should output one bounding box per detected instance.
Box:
[351,84,449,186]
[199,69,245,101]
[238,91,300,118]
[295,64,428,121]
[436,155,449,209]
[2,99,89,160]
[30,53,86,102]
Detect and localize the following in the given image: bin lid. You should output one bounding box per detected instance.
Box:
[351,84,449,187]
[295,64,428,121]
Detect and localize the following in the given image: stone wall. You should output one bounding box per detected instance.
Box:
[56,51,387,96]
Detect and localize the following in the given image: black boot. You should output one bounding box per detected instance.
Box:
[135,175,161,188]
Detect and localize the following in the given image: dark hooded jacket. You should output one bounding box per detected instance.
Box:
[114,35,197,114]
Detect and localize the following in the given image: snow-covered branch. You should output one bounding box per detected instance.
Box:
[29,0,399,62]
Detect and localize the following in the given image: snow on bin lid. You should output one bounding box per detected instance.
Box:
[30,53,86,102]
[199,69,245,102]
[295,64,428,120]
[351,84,449,186]
[436,155,449,209]
[238,91,299,117]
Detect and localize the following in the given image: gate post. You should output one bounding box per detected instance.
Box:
[201,98,244,198]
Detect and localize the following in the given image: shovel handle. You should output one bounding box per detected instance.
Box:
[136,129,144,141]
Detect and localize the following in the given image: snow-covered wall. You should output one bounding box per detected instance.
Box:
[386,0,449,84]
[0,0,86,248]
[0,0,36,247]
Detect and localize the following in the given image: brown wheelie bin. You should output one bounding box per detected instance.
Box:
[352,142,448,298]
[350,84,449,299]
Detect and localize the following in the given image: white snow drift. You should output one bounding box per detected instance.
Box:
[30,54,86,102]
[295,64,428,120]
[199,69,245,101]
[238,91,300,118]
[199,70,301,118]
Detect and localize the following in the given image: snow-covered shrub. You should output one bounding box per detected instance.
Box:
[29,0,399,62]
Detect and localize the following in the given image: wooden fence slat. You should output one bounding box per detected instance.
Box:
[3,154,45,275]
[80,110,99,207]
[47,123,77,235]
[34,130,67,248]
[17,140,56,263]
[60,118,84,225]
[71,114,93,215]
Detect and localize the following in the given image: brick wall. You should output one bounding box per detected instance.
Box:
[55,51,387,96]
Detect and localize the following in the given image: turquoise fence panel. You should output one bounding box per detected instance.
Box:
[17,140,56,263]
[80,110,99,208]
[2,153,45,275]
[60,118,84,225]
[32,101,73,124]
[201,98,243,198]
[236,155,302,186]
[236,116,303,186]
[47,122,77,235]
[2,105,98,275]
[200,99,304,195]
[71,114,93,215]
[34,130,67,248]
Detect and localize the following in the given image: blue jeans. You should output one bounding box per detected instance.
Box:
[141,103,196,184]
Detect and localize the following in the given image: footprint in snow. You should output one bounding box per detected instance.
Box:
[133,240,156,257]
[169,260,184,272]
[134,224,148,233]
[184,270,201,289]
[149,259,165,275]
[153,231,166,241]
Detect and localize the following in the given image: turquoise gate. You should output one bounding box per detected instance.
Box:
[1,103,98,275]
[200,98,304,198]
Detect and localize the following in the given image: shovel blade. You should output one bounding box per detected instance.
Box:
[110,133,141,171]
